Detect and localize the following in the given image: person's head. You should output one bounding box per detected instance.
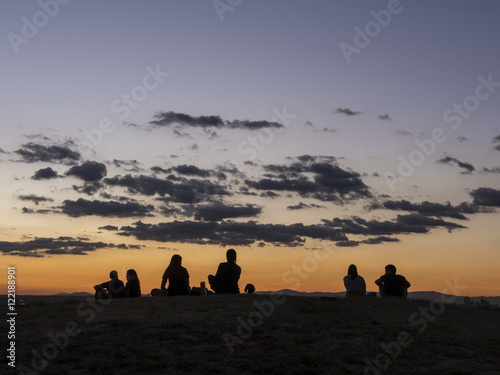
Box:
[385,264,397,275]
[109,270,118,280]
[226,248,237,263]
[126,269,139,283]
[347,264,358,279]
[244,283,255,294]
[169,254,182,268]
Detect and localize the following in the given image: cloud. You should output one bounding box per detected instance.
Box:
[493,135,500,143]
[494,145,500,152]
[470,187,500,207]
[66,161,107,181]
[457,136,469,142]
[72,182,103,196]
[378,114,391,120]
[334,108,362,116]
[482,167,500,174]
[436,156,475,174]
[323,213,466,236]
[15,142,80,164]
[18,194,54,206]
[0,237,122,257]
[174,165,210,177]
[98,225,119,231]
[32,167,58,180]
[395,129,413,137]
[113,159,142,172]
[104,174,230,203]
[60,198,154,218]
[193,203,262,221]
[287,202,326,210]
[245,157,371,203]
[377,199,481,220]
[335,236,400,247]
[118,220,348,247]
[150,111,283,130]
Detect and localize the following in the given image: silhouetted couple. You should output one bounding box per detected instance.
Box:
[94,269,141,299]
[344,264,410,298]
[159,249,241,296]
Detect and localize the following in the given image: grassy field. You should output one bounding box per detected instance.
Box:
[4,294,500,375]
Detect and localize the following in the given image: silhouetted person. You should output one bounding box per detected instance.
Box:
[343,264,366,297]
[375,264,411,298]
[94,270,125,299]
[244,283,255,294]
[125,269,141,298]
[208,249,241,294]
[161,254,190,296]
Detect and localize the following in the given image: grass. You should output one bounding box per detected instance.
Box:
[4,295,500,374]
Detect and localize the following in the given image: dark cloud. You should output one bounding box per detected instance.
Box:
[494,145,500,152]
[66,161,107,181]
[0,237,120,257]
[334,108,362,116]
[113,159,142,172]
[287,202,326,210]
[378,114,391,120]
[61,198,154,218]
[323,213,465,236]
[18,194,54,206]
[99,225,119,231]
[104,174,230,203]
[174,165,210,177]
[15,142,80,164]
[32,167,58,180]
[118,220,348,247]
[457,136,469,142]
[395,129,413,137]
[193,203,262,221]
[482,167,500,174]
[436,156,475,174]
[72,182,103,196]
[470,187,500,207]
[150,111,283,130]
[493,135,500,143]
[377,199,481,220]
[245,158,371,202]
[335,236,400,247]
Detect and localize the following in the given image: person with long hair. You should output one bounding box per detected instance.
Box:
[161,254,190,296]
[125,269,141,298]
[343,264,366,297]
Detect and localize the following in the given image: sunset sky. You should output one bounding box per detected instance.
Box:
[1,0,499,296]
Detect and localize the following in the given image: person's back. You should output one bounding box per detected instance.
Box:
[162,254,190,296]
[343,264,366,297]
[125,269,141,298]
[215,261,241,294]
[208,249,241,294]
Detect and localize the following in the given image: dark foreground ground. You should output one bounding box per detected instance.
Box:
[3,294,500,375]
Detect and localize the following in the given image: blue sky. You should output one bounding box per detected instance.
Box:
[1,1,499,294]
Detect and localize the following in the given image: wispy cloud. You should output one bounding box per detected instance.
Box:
[334,108,362,116]
[436,156,475,174]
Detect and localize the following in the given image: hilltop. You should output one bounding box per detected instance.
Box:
[4,294,500,374]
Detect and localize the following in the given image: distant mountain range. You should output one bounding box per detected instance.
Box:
[2,290,499,306]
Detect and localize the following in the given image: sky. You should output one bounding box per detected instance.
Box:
[1,0,499,296]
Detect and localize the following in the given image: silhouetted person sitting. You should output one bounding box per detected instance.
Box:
[161,254,190,296]
[208,249,241,294]
[343,264,366,297]
[244,283,255,294]
[125,269,141,298]
[94,270,125,299]
[375,264,411,298]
